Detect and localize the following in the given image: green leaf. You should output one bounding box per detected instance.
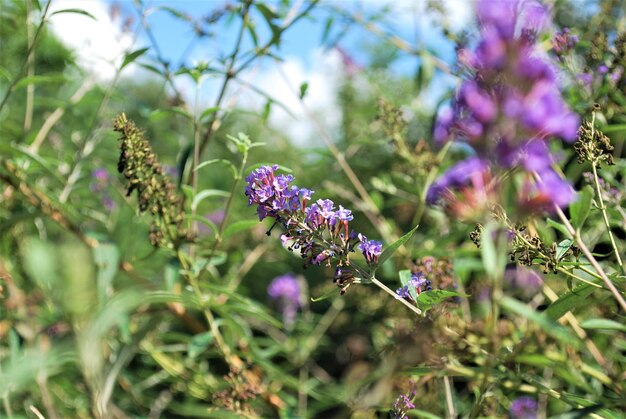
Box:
[93,243,120,307]
[481,224,507,279]
[500,297,578,347]
[570,186,593,230]
[398,269,418,302]
[311,286,337,302]
[556,239,573,261]
[580,319,626,332]
[223,220,259,239]
[50,8,97,20]
[199,106,220,122]
[188,332,214,358]
[545,282,598,320]
[148,107,192,122]
[377,225,419,267]
[121,47,150,70]
[14,74,66,90]
[299,81,309,99]
[191,189,230,211]
[194,158,237,178]
[415,290,464,313]
[547,218,570,236]
[245,163,292,173]
[321,16,334,44]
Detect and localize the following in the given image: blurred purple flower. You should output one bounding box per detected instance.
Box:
[510,397,537,419]
[427,157,489,204]
[552,28,578,53]
[268,274,301,328]
[90,167,116,210]
[504,266,543,294]
[430,0,578,215]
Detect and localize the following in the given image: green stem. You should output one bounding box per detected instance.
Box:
[371,277,422,315]
[553,204,626,312]
[208,149,248,257]
[591,163,625,275]
[0,1,51,114]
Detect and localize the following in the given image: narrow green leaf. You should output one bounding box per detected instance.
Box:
[500,297,578,347]
[378,224,419,267]
[299,81,309,99]
[580,318,626,332]
[570,186,593,230]
[311,287,337,302]
[223,220,259,239]
[199,106,220,122]
[545,282,598,320]
[50,8,97,20]
[194,158,237,178]
[121,47,150,70]
[93,242,120,307]
[481,224,507,279]
[547,218,570,236]
[14,74,66,90]
[191,189,230,212]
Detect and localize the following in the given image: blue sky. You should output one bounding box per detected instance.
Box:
[47,0,469,144]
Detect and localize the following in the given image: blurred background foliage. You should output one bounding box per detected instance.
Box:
[1,0,625,418]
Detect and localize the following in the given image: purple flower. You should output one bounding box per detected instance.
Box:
[519,168,575,212]
[268,274,301,328]
[358,236,383,265]
[429,0,579,217]
[91,168,109,182]
[598,65,609,74]
[505,266,543,294]
[553,28,578,53]
[395,285,411,299]
[427,157,489,204]
[245,165,383,293]
[509,397,537,419]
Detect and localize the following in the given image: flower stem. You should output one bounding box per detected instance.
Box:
[590,162,625,275]
[371,277,422,315]
[553,205,626,312]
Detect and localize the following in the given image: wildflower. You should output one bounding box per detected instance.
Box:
[552,28,578,53]
[509,396,537,419]
[395,271,432,300]
[391,381,416,419]
[357,235,382,265]
[268,274,301,328]
[430,0,579,215]
[246,165,383,292]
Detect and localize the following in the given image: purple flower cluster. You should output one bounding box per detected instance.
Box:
[391,382,416,419]
[552,28,578,54]
[509,396,538,419]
[268,274,301,328]
[245,165,382,292]
[430,0,578,214]
[396,271,433,300]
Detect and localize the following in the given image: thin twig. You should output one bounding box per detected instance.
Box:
[443,376,456,419]
[0,1,51,113]
[371,277,422,315]
[553,204,626,312]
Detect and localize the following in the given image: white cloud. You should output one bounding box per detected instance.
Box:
[47,0,137,82]
[236,48,345,146]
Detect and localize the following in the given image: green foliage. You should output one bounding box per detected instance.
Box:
[1,1,625,418]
